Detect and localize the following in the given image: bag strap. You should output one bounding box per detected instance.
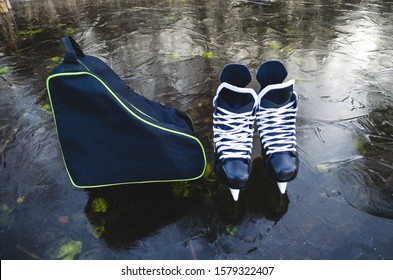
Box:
[61,36,85,64]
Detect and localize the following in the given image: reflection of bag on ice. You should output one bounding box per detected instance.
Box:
[46,36,206,188]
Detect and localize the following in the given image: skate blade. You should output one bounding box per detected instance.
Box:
[229,188,240,201]
[277,182,287,194]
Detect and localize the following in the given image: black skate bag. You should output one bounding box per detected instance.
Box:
[46,36,206,188]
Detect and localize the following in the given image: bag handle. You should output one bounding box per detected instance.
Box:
[61,36,85,64]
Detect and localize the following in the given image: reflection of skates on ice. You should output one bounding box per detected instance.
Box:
[213,64,257,201]
[256,61,299,194]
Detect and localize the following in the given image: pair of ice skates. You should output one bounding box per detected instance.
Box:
[213,60,299,201]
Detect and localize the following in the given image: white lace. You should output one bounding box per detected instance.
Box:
[213,106,255,160]
[256,95,297,155]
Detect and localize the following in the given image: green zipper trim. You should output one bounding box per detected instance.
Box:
[124,98,158,122]
[77,58,159,122]
[46,71,207,188]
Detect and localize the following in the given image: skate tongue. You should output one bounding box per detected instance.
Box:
[220,64,252,87]
[216,88,256,114]
[260,85,294,109]
[217,96,254,114]
[256,60,288,90]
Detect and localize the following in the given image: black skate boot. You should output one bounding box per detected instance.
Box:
[213,64,258,201]
[256,60,299,194]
